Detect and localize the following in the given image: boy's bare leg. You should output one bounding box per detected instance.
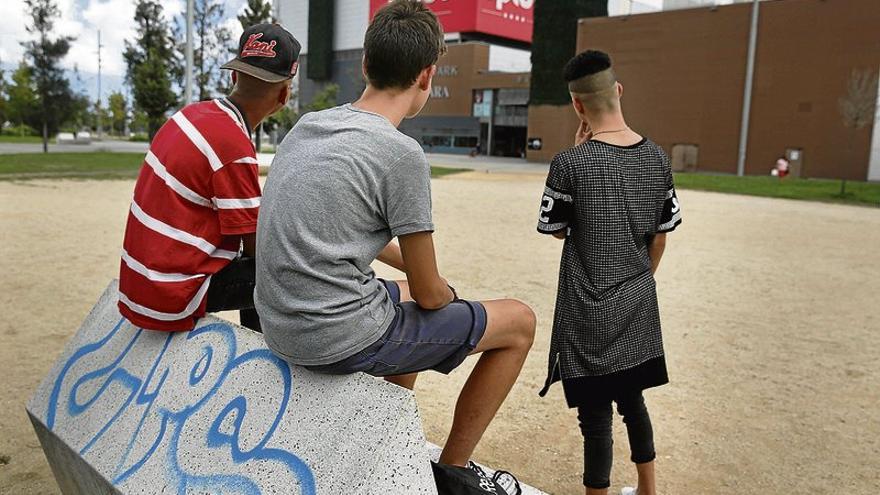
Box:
[385,280,419,390]
[636,460,656,495]
[439,299,536,466]
[586,489,608,495]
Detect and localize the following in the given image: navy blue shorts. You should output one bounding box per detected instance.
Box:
[305,280,488,376]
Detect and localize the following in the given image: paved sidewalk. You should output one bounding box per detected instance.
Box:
[1,140,550,176]
[0,140,149,155]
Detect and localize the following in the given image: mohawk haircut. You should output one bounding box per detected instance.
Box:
[563,50,619,111]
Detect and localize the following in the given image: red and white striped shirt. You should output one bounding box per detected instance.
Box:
[118,98,260,331]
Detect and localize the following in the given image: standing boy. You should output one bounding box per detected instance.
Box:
[118,24,300,332]
[536,50,681,495]
[256,0,535,480]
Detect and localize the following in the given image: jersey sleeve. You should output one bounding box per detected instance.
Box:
[537,154,574,234]
[211,157,261,236]
[656,153,682,233]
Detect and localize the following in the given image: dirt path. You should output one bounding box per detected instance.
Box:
[1,174,878,494]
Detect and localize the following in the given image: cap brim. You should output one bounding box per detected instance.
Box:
[221,59,291,83]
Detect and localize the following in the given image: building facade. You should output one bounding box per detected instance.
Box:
[275,0,534,156]
[528,0,880,181]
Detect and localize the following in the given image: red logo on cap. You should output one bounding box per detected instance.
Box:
[290,61,299,76]
[241,33,277,58]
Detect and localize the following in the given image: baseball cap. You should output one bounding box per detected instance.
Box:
[222,23,301,83]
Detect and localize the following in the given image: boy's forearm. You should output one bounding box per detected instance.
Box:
[648,233,667,275]
[377,241,406,273]
[398,232,454,310]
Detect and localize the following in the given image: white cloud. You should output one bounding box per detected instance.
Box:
[1,0,245,76]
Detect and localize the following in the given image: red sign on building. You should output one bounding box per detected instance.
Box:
[369,0,534,44]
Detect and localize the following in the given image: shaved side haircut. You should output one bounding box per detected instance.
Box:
[563,50,619,112]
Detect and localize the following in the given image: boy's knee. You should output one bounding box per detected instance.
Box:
[509,300,536,348]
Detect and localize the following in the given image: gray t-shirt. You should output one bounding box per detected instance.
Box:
[255,104,434,366]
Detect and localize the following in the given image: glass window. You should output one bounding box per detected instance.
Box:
[454,136,479,148]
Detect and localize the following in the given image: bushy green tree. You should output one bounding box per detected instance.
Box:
[6,62,40,136]
[0,59,8,125]
[238,0,273,28]
[125,0,179,139]
[174,0,232,101]
[304,83,339,113]
[108,91,128,135]
[22,0,77,151]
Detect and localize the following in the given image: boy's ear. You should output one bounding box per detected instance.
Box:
[279,83,290,106]
[231,71,238,86]
[417,65,436,91]
[617,82,623,98]
[571,95,585,115]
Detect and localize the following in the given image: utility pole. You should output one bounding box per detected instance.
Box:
[184,0,194,105]
[97,30,103,139]
[736,0,760,176]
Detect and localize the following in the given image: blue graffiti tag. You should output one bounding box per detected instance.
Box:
[44,318,316,495]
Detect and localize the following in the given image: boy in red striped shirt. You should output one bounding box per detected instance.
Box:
[118,24,301,332]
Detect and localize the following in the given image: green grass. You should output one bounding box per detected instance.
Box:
[0,152,470,181]
[430,166,469,178]
[674,173,880,207]
[0,152,145,180]
[0,135,44,144]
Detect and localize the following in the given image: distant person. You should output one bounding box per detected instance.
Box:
[256,1,534,490]
[536,50,681,495]
[117,24,301,332]
[771,155,790,178]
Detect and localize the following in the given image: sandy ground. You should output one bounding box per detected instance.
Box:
[1,172,879,494]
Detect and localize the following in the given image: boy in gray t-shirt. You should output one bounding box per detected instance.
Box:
[256,0,536,474]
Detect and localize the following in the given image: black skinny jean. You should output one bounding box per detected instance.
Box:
[204,257,261,332]
[577,391,656,489]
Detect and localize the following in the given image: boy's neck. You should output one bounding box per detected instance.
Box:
[586,109,642,145]
[353,86,413,128]
[227,93,269,132]
[585,110,628,135]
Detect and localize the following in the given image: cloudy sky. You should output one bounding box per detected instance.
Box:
[0,0,735,103]
[0,0,249,103]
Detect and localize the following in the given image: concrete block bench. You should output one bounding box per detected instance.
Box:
[27,281,547,494]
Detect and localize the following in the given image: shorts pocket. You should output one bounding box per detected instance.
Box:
[366,359,400,376]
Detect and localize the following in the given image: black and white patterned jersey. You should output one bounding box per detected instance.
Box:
[536,137,681,394]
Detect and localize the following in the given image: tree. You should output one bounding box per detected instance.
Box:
[108,91,128,136]
[304,83,339,113]
[21,0,76,152]
[125,0,179,139]
[0,58,8,126]
[6,62,40,136]
[175,0,232,102]
[237,0,274,151]
[529,0,608,106]
[238,0,274,29]
[838,68,878,195]
[66,65,91,134]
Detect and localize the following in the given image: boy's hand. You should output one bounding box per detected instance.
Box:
[575,121,592,146]
[398,232,455,310]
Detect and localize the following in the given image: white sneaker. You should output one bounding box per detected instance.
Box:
[620,488,638,495]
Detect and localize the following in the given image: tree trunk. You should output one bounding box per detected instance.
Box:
[840,179,847,196]
[42,121,48,153]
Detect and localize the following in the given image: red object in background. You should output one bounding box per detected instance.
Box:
[369,0,534,44]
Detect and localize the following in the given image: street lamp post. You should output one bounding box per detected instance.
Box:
[184,0,194,105]
[736,0,760,177]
